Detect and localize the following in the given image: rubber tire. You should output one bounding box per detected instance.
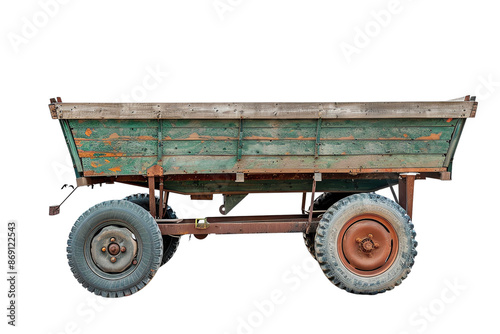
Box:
[315,193,417,295]
[123,193,180,266]
[67,200,163,297]
[303,192,353,259]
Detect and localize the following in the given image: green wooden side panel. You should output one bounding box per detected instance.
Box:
[66,118,458,178]
[163,140,237,155]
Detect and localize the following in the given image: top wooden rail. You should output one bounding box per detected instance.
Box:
[50,100,478,120]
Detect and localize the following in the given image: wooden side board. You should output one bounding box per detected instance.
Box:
[51,101,477,119]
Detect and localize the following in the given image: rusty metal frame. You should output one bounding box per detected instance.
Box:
[398,174,416,219]
[157,214,320,236]
[75,172,433,194]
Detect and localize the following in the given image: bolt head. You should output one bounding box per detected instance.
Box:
[110,237,116,242]
[108,243,120,255]
[356,238,363,243]
[368,234,373,238]
[101,247,106,252]
[121,246,126,253]
[374,243,380,248]
[110,257,117,263]
[132,260,137,265]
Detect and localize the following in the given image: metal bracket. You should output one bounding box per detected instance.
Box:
[49,186,78,216]
[236,173,245,182]
[195,218,209,230]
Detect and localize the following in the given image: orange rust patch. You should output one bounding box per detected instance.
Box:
[84,171,104,176]
[90,161,102,168]
[336,135,355,140]
[85,128,92,137]
[108,166,122,172]
[78,151,95,158]
[172,166,180,170]
[403,134,408,138]
[417,132,442,140]
[138,135,155,140]
[108,133,120,139]
[74,140,83,147]
[446,118,453,123]
[104,159,110,163]
[80,152,125,158]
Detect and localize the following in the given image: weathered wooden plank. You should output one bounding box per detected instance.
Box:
[163,119,239,128]
[163,140,237,155]
[76,139,449,158]
[70,118,458,130]
[74,125,454,142]
[72,127,157,140]
[76,140,157,157]
[246,119,459,128]
[163,127,239,140]
[243,140,316,155]
[243,126,454,141]
[321,118,459,128]
[319,140,450,155]
[69,119,156,128]
[82,154,446,176]
[53,101,477,119]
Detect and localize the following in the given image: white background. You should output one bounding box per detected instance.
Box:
[1,1,498,333]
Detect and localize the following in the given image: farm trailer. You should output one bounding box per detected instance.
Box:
[48,96,477,297]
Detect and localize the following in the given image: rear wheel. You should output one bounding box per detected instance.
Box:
[67,200,163,297]
[124,193,180,266]
[315,193,417,294]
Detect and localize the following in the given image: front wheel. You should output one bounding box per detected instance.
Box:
[67,200,163,297]
[315,193,417,295]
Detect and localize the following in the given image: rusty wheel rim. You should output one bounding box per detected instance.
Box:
[337,214,398,277]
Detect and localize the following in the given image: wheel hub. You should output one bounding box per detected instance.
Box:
[338,215,398,276]
[91,226,138,273]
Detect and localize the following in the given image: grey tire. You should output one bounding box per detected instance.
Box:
[315,193,417,295]
[67,200,163,297]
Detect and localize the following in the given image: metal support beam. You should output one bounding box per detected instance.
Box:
[306,175,318,234]
[398,174,416,219]
[157,214,320,235]
[148,176,156,218]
